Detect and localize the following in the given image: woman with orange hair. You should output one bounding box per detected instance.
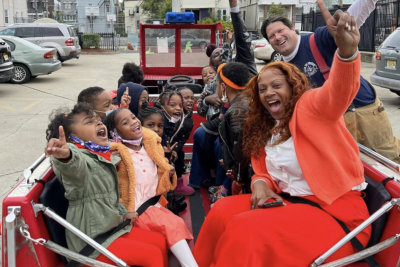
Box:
[192,2,371,266]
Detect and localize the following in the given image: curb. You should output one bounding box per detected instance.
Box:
[360,51,376,64]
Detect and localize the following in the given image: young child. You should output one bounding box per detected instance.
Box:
[176,86,194,174]
[45,103,169,266]
[201,65,216,86]
[77,86,115,119]
[117,82,149,116]
[138,104,188,215]
[104,108,198,267]
[138,104,165,138]
[157,90,195,196]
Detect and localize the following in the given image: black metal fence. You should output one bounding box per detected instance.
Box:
[301,0,400,52]
[77,32,118,51]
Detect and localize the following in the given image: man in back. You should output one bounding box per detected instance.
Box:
[261,1,400,163]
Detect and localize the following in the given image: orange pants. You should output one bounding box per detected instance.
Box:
[193,192,371,267]
[96,227,168,267]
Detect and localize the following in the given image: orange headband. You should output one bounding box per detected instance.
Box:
[217,63,246,90]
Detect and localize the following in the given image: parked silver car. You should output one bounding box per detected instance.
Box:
[0,37,14,82]
[1,35,61,84]
[0,23,81,62]
[370,27,400,96]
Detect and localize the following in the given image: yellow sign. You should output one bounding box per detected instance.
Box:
[386,60,396,70]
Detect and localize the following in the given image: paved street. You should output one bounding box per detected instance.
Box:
[0,53,399,215]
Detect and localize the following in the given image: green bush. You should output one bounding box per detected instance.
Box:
[81,33,100,48]
[199,17,233,32]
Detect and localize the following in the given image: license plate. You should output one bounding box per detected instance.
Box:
[3,54,8,61]
[386,60,396,70]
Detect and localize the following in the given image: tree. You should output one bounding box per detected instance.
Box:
[199,17,233,32]
[141,0,172,21]
[268,3,285,17]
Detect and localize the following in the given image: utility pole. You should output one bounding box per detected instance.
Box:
[34,0,38,20]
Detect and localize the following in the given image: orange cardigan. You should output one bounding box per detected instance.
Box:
[110,127,177,211]
[251,54,364,205]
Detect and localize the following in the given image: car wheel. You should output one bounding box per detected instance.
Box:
[199,42,207,50]
[169,42,175,48]
[390,90,400,96]
[11,63,31,84]
[271,51,283,62]
[56,52,64,62]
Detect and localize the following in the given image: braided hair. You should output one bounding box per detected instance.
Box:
[138,102,163,124]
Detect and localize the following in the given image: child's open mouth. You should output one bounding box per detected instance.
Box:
[173,112,182,118]
[97,127,108,139]
[131,124,142,134]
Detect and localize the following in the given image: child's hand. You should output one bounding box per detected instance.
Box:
[164,141,178,162]
[45,126,71,160]
[120,87,131,107]
[170,151,178,162]
[124,212,138,223]
[169,164,176,178]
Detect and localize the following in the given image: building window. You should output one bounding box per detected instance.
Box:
[136,6,139,13]
[136,20,140,30]
[222,9,227,20]
[5,9,8,24]
[296,7,302,22]
[106,4,110,13]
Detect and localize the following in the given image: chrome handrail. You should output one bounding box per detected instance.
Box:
[359,143,400,173]
[32,202,128,267]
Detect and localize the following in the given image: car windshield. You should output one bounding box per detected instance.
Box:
[381,29,400,49]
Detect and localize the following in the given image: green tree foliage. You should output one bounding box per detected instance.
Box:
[141,0,172,21]
[199,17,233,32]
[268,3,285,17]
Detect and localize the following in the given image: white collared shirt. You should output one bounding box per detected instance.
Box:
[265,135,367,196]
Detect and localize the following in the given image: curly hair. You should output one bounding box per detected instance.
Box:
[46,103,95,142]
[242,61,310,157]
[117,62,144,87]
[157,90,183,106]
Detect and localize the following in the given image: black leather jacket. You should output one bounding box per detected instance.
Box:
[218,94,251,188]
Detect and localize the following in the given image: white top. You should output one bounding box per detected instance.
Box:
[264,135,367,196]
[265,136,312,196]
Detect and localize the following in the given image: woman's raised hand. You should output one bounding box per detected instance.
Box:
[317,0,360,58]
[45,126,71,160]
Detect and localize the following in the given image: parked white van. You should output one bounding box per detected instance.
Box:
[0,23,81,62]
